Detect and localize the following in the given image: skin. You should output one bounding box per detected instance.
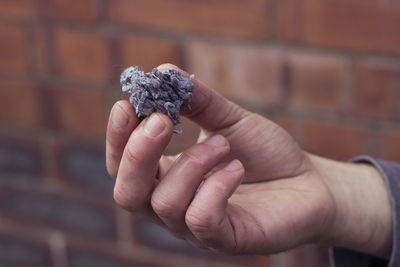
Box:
[106,64,393,258]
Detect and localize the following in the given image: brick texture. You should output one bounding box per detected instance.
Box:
[55,29,109,82]
[0,24,28,73]
[67,247,158,267]
[354,61,400,119]
[0,233,52,267]
[0,135,43,177]
[277,0,400,54]
[36,87,107,137]
[187,42,282,106]
[50,0,100,23]
[119,36,183,73]
[109,0,270,40]
[54,88,107,137]
[0,186,116,240]
[0,0,36,20]
[284,52,347,112]
[0,81,40,127]
[56,142,114,195]
[34,28,51,74]
[302,121,365,160]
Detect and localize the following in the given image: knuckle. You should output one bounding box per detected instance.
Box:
[113,186,131,210]
[185,210,230,253]
[185,208,235,252]
[185,208,212,234]
[113,185,143,211]
[106,138,124,156]
[179,148,208,167]
[151,194,179,219]
[124,145,142,167]
[178,143,229,169]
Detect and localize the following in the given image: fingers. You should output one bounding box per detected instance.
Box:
[150,135,230,233]
[185,160,244,252]
[106,100,139,178]
[114,113,173,211]
[157,63,249,132]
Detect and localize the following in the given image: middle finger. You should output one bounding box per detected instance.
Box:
[151,135,230,233]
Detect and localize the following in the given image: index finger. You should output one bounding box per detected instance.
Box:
[114,113,173,211]
[106,100,139,178]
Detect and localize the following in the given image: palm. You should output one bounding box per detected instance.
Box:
[214,114,333,252]
[225,173,333,253]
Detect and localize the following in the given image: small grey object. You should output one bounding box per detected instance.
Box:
[120,66,195,134]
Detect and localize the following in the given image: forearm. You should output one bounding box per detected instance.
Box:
[309,154,393,258]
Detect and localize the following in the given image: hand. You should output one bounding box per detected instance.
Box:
[106,64,392,257]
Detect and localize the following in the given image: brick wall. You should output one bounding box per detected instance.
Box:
[0,0,399,266]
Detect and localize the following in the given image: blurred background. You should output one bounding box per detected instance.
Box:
[0,0,399,266]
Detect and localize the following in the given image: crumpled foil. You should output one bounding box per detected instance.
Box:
[120,66,195,134]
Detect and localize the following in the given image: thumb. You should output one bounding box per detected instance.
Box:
[157,64,249,132]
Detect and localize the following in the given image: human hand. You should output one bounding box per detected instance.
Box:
[106,64,392,257]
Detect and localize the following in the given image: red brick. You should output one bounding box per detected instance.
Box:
[277,0,400,54]
[285,52,347,112]
[0,80,40,127]
[0,135,43,177]
[50,88,107,137]
[354,61,400,119]
[0,185,116,239]
[109,0,269,40]
[382,131,400,162]
[0,24,28,73]
[0,135,44,180]
[51,0,99,22]
[120,36,182,73]
[302,121,365,160]
[186,42,282,106]
[67,247,159,267]
[56,142,114,195]
[55,29,109,82]
[0,233,51,267]
[0,0,36,20]
[34,28,51,74]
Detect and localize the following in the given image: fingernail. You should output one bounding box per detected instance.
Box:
[112,103,129,130]
[225,160,242,172]
[144,114,166,137]
[204,135,227,147]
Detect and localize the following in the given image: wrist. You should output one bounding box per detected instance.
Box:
[309,154,393,258]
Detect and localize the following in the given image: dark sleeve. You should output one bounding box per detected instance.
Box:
[331,156,400,267]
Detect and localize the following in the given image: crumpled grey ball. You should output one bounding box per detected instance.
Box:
[120,66,195,134]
